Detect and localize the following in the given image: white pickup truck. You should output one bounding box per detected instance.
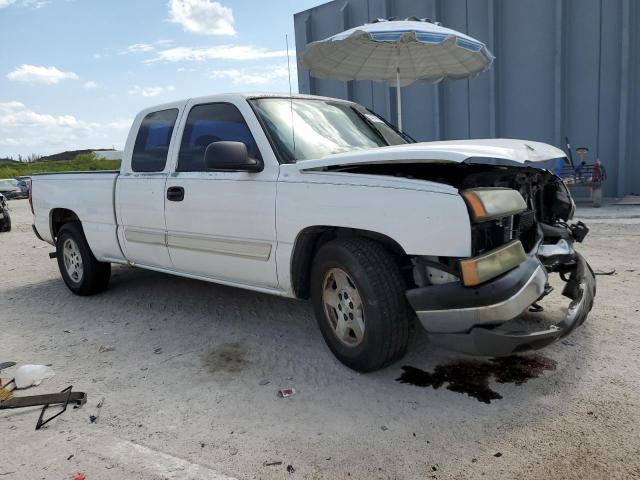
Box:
[30,93,595,372]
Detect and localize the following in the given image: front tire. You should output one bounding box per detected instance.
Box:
[310,238,412,372]
[56,222,111,296]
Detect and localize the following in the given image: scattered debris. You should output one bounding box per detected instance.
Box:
[594,269,616,275]
[528,302,544,312]
[278,388,296,398]
[70,472,86,480]
[153,347,163,354]
[200,442,205,448]
[230,447,238,456]
[396,355,557,404]
[287,465,295,474]
[0,385,87,430]
[380,426,388,431]
[0,361,16,372]
[98,345,115,353]
[471,458,477,463]
[15,364,55,389]
[0,380,15,401]
[264,461,283,467]
[90,397,105,424]
[493,452,502,458]
[259,379,270,385]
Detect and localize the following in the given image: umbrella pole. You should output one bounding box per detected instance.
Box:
[396,67,402,132]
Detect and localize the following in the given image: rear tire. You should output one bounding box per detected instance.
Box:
[310,237,412,372]
[56,222,111,296]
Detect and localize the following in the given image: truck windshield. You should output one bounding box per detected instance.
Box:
[250,98,409,163]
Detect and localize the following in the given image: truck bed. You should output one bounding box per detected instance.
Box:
[31,171,126,263]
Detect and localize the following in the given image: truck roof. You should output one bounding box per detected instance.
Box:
[139,92,356,114]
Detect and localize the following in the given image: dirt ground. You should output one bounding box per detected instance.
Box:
[1,199,639,479]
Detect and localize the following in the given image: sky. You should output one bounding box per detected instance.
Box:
[0,0,322,158]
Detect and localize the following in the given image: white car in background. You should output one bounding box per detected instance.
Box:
[30,93,595,372]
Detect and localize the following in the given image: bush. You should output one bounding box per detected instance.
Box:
[0,152,121,178]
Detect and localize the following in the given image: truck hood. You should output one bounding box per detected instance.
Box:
[296,139,566,171]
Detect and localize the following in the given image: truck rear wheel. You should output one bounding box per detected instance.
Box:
[56,222,111,296]
[310,238,412,372]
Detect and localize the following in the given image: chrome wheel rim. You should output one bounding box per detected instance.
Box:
[62,238,83,283]
[322,268,365,347]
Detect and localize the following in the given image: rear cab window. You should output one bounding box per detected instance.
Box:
[131,109,179,172]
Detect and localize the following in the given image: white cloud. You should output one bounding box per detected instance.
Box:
[119,40,173,55]
[147,45,289,63]
[7,64,79,84]
[106,119,133,130]
[168,0,235,36]
[209,64,295,86]
[0,0,49,8]
[83,80,98,89]
[0,102,127,157]
[128,85,176,97]
[0,101,85,128]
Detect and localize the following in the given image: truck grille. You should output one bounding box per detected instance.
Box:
[471,210,536,254]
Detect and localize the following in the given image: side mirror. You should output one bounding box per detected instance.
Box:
[204,141,263,172]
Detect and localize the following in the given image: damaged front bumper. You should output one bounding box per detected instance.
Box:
[406,244,596,357]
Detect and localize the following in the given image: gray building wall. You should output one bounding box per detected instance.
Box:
[294,0,640,197]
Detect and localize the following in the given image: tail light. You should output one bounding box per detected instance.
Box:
[28,179,34,214]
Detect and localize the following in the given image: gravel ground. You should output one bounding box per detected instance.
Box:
[1,199,639,479]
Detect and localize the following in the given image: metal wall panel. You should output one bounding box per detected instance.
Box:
[294,0,640,197]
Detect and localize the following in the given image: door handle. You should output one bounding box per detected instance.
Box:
[167,186,184,201]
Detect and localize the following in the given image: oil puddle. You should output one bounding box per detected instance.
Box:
[396,354,557,404]
[203,342,247,374]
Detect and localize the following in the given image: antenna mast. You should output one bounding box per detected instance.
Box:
[285,34,296,157]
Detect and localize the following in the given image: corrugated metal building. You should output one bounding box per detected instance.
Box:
[294,0,640,197]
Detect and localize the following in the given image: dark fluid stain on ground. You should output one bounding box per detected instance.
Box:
[396,354,557,404]
[203,342,247,374]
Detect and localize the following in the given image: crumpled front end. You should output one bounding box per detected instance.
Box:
[407,236,595,356]
[403,165,596,356]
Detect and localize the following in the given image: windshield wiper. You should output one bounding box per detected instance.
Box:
[350,107,389,146]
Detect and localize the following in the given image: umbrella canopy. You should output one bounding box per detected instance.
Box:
[301,18,494,130]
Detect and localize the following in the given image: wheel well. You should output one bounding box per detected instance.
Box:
[50,208,80,239]
[290,226,411,299]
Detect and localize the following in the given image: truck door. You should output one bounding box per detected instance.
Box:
[116,107,181,268]
[164,100,278,288]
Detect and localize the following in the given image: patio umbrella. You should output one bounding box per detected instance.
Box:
[301,18,494,131]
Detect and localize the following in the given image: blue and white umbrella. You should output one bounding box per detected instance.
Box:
[301,18,494,130]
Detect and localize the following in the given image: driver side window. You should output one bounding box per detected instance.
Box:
[177,103,261,172]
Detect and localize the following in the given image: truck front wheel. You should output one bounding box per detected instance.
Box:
[56,222,111,296]
[310,238,412,372]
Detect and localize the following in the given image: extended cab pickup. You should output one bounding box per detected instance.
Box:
[31,93,595,372]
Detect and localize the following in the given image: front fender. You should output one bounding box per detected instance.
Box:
[277,173,471,258]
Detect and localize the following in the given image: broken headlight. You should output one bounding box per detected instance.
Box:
[462,188,527,222]
[459,240,527,286]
